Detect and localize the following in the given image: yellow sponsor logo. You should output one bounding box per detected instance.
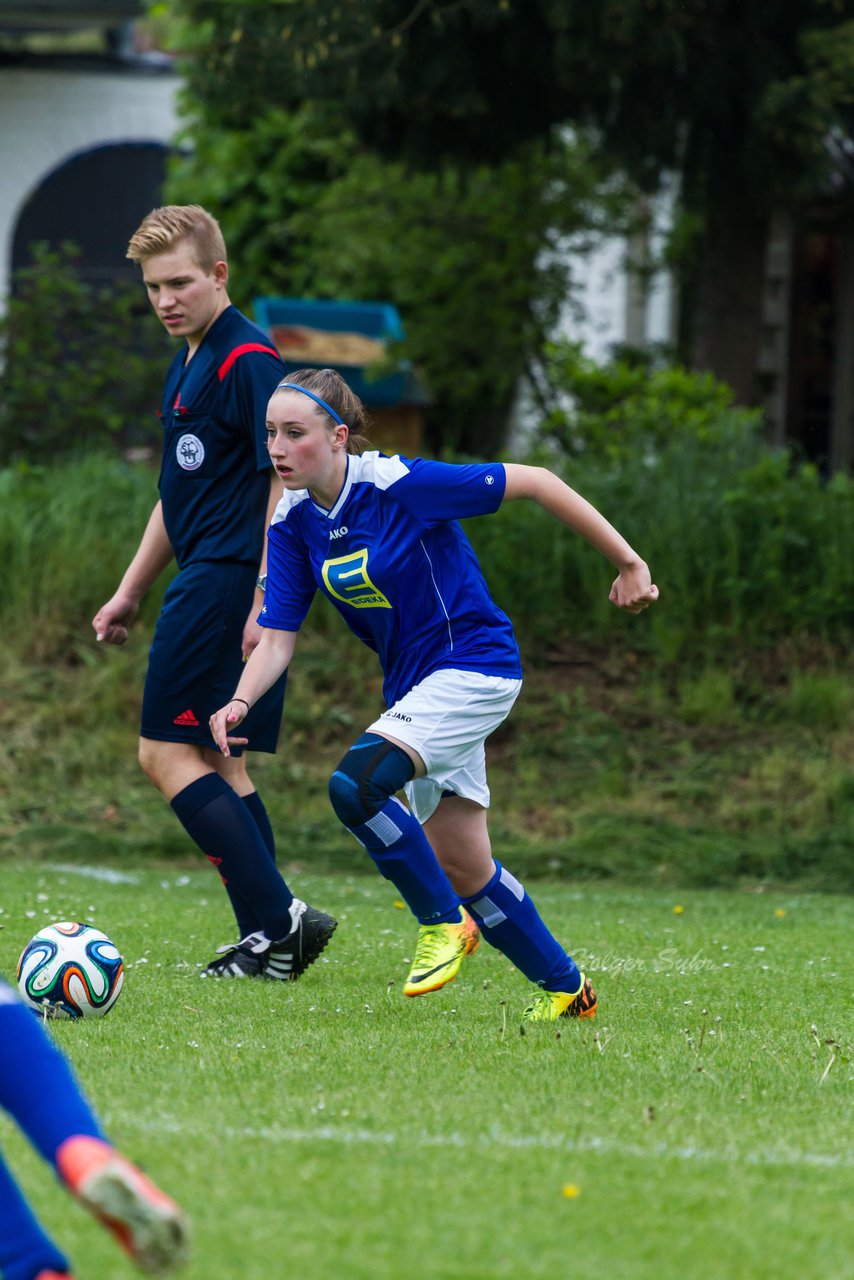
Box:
[322,548,391,609]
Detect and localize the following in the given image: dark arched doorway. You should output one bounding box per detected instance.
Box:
[11,140,170,287]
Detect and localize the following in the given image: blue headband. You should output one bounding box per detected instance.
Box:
[276,381,345,426]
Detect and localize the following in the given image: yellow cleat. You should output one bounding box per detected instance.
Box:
[403,907,480,996]
[521,974,598,1023]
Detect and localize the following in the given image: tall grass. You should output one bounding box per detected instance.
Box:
[1,445,852,664]
[467,431,854,661]
[1,452,852,892]
[0,455,169,656]
[2,625,852,891]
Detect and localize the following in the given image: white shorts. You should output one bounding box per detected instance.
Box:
[366,669,523,823]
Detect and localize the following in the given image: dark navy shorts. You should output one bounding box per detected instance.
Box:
[141,560,287,755]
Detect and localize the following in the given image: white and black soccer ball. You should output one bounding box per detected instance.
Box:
[16,922,124,1020]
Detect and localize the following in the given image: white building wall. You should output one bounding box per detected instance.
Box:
[510,185,677,451]
[0,66,179,301]
[562,236,628,362]
[559,182,677,361]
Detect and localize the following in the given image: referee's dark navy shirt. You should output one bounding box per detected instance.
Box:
[158,305,285,568]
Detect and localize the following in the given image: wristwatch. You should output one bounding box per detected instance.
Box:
[256,574,267,592]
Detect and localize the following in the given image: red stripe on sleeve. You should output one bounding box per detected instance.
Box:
[217,343,282,381]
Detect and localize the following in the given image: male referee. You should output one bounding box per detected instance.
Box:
[93,204,336,980]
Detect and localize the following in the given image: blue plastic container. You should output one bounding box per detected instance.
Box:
[252,296,411,405]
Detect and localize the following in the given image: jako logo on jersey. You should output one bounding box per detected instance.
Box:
[323,549,391,609]
[382,711,412,723]
[329,526,349,540]
[176,434,205,470]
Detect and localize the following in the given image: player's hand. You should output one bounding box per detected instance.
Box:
[92,595,140,645]
[242,613,264,661]
[208,701,250,757]
[609,562,660,614]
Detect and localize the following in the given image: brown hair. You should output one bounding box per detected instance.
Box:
[273,368,372,454]
[127,205,227,273]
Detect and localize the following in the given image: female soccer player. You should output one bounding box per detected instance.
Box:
[209,369,658,1021]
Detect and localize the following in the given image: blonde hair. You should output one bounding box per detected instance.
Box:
[272,368,372,454]
[127,205,227,273]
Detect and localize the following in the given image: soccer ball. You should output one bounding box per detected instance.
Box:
[16,922,124,1020]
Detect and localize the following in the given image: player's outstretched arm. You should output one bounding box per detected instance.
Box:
[92,501,175,645]
[209,627,297,756]
[502,463,659,614]
[242,473,285,660]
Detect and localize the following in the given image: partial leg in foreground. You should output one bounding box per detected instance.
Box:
[0,986,189,1277]
[56,1137,189,1276]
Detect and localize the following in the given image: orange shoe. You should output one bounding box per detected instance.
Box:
[461,907,480,957]
[56,1136,189,1275]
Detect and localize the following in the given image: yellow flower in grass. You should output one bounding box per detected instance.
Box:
[673,904,685,915]
[562,1184,581,1199]
[774,908,786,918]
[393,899,406,909]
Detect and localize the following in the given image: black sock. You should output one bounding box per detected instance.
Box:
[222,790,281,936]
[171,774,294,940]
[241,790,277,863]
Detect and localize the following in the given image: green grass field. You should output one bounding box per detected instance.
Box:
[1,859,851,1280]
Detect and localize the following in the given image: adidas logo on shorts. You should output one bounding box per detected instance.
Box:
[173,708,200,726]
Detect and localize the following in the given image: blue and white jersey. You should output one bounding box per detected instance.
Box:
[262,453,523,706]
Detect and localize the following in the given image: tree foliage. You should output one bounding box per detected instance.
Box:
[161,7,630,452]
[157,0,854,428]
[163,0,854,205]
[536,341,764,464]
[159,0,593,163]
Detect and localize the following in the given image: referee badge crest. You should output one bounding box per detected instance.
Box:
[176,434,205,470]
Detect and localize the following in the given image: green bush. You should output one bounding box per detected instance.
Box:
[0,244,171,464]
[538,340,764,463]
[719,455,854,638]
[469,345,854,658]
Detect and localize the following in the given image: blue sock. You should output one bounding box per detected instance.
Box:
[0,1153,69,1280]
[461,863,580,991]
[329,735,460,925]
[352,797,462,925]
[0,995,103,1164]
[171,774,294,941]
